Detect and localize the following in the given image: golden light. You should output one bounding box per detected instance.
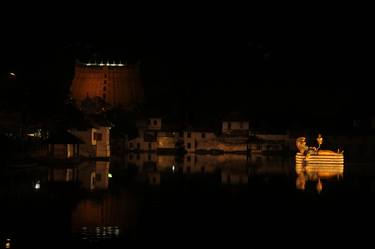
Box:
[295,135,344,193]
[5,238,11,249]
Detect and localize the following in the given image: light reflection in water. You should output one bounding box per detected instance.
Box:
[71,190,138,241]
[127,153,292,185]
[5,238,11,249]
[295,161,344,193]
[47,161,110,191]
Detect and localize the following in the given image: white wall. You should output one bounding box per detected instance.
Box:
[148,118,162,130]
[222,121,249,133]
[96,127,111,157]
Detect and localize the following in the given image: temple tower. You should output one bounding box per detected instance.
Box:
[70,60,144,110]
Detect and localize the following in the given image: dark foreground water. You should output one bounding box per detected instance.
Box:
[1,154,375,248]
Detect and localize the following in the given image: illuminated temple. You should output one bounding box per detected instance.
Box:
[70,60,144,110]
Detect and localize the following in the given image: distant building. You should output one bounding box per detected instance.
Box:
[128,118,181,153]
[45,130,83,160]
[248,133,290,154]
[70,126,111,158]
[184,130,217,153]
[222,120,250,136]
[70,60,144,110]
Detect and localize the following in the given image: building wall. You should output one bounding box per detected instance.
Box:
[71,127,111,158]
[128,138,158,152]
[49,144,74,159]
[184,131,217,152]
[222,121,249,133]
[95,127,111,157]
[148,118,162,130]
[157,131,177,150]
[71,129,96,157]
[71,63,144,110]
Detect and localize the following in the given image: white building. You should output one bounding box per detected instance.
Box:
[71,126,111,158]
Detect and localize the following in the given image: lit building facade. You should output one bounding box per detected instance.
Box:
[70,61,144,110]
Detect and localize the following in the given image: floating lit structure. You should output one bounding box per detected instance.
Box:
[295,134,344,166]
[295,134,344,193]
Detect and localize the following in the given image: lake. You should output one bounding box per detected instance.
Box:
[1,154,375,247]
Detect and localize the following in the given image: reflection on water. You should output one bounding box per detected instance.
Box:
[48,161,110,191]
[71,191,138,241]
[295,160,344,193]
[127,153,292,185]
[2,153,373,246]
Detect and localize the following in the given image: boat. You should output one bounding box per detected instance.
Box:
[295,152,344,166]
[294,134,344,193]
[295,134,344,166]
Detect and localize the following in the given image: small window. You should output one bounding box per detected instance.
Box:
[103,86,106,91]
[104,80,107,84]
[201,133,206,138]
[94,133,103,141]
[187,143,191,149]
[129,142,133,149]
[153,120,157,125]
[104,74,107,78]
[187,155,191,162]
[187,132,191,138]
[148,142,152,150]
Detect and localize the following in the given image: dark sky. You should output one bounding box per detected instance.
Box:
[1,7,373,119]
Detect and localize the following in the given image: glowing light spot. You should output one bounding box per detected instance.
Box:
[9,72,15,76]
[5,238,11,249]
[172,165,175,172]
[108,173,112,178]
[34,181,40,189]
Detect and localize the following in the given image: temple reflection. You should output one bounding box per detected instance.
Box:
[71,190,138,241]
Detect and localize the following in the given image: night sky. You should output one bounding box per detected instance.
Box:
[1,7,373,122]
